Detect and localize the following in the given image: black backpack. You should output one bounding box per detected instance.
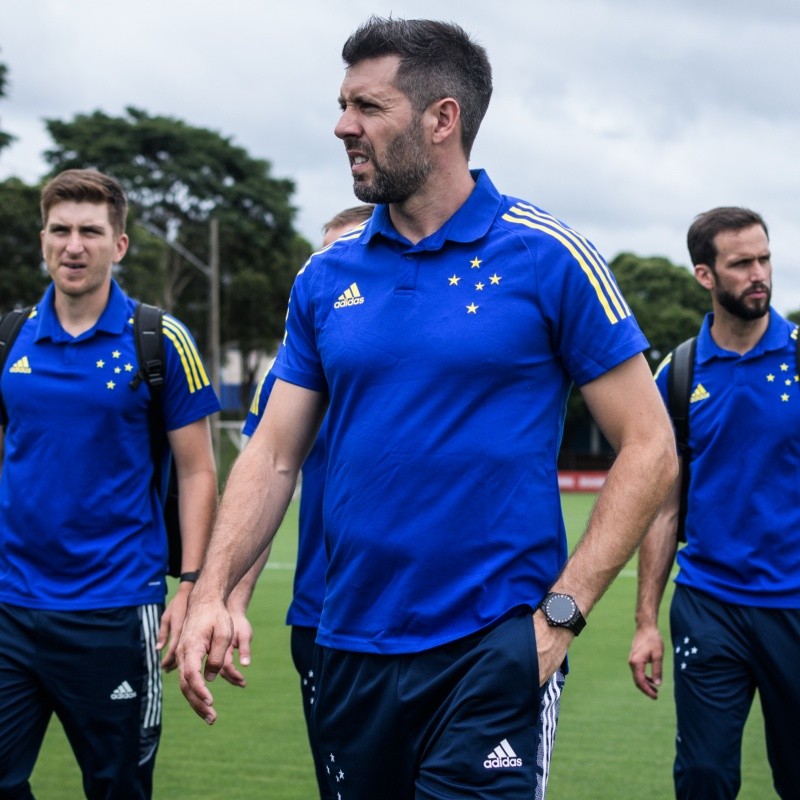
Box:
[0,302,182,577]
[667,330,800,542]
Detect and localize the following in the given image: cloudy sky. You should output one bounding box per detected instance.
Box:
[3,0,800,311]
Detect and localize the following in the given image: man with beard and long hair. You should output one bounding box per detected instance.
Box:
[629,207,800,799]
[178,17,676,799]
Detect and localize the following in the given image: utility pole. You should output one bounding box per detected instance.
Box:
[138,219,222,462]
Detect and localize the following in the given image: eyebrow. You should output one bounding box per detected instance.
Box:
[48,222,107,234]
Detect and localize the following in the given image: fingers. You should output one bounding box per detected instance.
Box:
[628,629,664,700]
[158,593,190,671]
[219,644,248,688]
[176,602,234,724]
[155,609,171,652]
[179,663,218,725]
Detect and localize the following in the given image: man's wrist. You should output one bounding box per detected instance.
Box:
[179,571,200,583]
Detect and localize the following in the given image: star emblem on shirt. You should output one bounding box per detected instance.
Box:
[470,257,482,269]
[112,350,121,359]
[475,282,485,291]
[782,393,790,402]
[106,380,116,390]
[767,374,775,382]
[96,359,105,368]
[466,303,478,314]
[124,363,134,372]
[780,363,789,372]
[448,275,461,286]
[489,274,502,285]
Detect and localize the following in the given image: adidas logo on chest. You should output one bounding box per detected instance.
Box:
[333,283,364,309]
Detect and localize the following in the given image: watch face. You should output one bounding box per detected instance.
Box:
[545,594,577,624]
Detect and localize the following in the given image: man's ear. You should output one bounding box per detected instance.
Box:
[428,97,461,146]
[694,262,715,291]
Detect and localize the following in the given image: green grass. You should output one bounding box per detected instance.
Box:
[31,495,773,798]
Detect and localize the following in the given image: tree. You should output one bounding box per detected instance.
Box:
[560,253,710,467]
[43,107,311,408]
[0,57,15,153]
[787,309,800,326]
[610,252,710,364]
[0,177,48,311]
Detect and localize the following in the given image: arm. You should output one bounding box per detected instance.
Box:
[628,465,680,698]
[533,354,678,684]
[177,379,325,723]
[157,416,218,669]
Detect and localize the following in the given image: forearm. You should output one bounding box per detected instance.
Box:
[552,433,677,616]
[194,437,298,605]
[226,541,273,614]
[177,468,218,574]
[634,486,680,629]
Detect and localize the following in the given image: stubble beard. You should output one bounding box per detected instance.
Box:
[351,118,433,205]
[715,283,772,321]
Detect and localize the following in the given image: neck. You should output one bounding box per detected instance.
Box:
[709,306,770,355]
[54,285,111,337]
[388,166,476,244]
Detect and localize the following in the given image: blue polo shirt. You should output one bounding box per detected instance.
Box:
[655,310,800,608]
[0,281,220,610]
[273,170,648,654]
[243,368,328,628]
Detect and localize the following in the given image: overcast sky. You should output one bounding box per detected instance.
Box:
[3,0,800,312]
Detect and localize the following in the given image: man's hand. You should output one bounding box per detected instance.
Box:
[532,612,572,686]
[628,624,664,699]
[176,596,235,724]
[156,581,193,671]
[218,608,254,688]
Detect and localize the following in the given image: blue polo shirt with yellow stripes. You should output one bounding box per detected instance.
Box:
[0,280,220,610]
[655,311,800,608]
[272,169,647,654]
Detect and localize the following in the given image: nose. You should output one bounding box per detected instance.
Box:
[65,231,84,253]
[750,260,770,283]
[334,105,361,141]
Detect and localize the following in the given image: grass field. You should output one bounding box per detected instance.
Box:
[31,494,773,798]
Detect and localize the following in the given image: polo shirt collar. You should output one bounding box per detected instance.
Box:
[361,169,502,251]
[34,280,130,343]
[696,307,789,363]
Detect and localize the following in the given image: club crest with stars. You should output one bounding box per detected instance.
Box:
[96,348,136,390]
[448,255,503,315]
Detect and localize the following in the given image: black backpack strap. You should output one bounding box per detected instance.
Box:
[0,306,33,427]
[667,336,697,543]
[130,302,166,487]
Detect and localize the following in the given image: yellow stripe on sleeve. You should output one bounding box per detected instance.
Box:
[504,203,632,324]
[163,316,210,394]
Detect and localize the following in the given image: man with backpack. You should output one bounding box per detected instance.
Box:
[0,168,220,799]
[629,207,800,799]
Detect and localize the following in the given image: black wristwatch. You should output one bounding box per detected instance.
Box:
[539,592,586,636]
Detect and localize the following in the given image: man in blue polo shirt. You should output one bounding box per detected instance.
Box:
[629,207,800,799]
[178,17,676,798]
[0,169,220,799]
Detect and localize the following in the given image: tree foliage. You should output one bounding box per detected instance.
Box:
[0,177,49,311]
[41,107,311,408]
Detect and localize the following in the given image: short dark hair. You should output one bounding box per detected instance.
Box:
[342,16,493,158]
[41,169,128,235]
[687,206,768,268]
[322,204,374,235]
